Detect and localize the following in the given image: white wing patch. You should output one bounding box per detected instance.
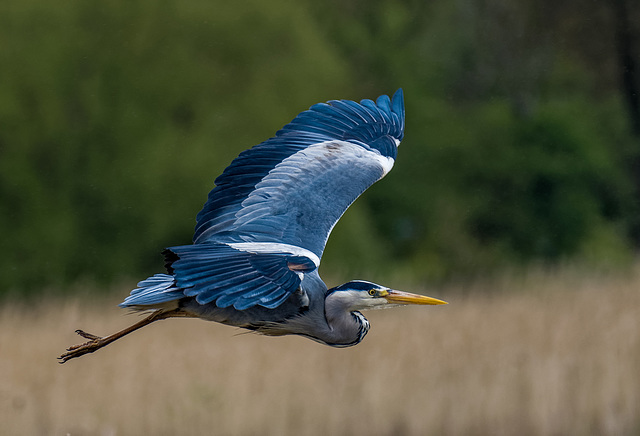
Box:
[226,242,321,268]
[373,151,395,176]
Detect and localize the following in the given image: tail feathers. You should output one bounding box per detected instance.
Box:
[119,274,184,308]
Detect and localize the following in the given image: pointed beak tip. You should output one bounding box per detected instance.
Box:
[424,297,448,306]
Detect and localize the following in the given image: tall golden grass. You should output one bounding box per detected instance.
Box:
[2,267,639,435]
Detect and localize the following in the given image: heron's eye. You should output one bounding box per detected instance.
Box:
[368,289,376,296]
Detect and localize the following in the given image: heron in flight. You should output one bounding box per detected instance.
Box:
[59,89,446,363]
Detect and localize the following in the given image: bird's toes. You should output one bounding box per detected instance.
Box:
[58,333,105,363]
[58,341,97,363]
[75,329,101,341]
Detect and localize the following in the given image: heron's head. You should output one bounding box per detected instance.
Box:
[327,280,447,311]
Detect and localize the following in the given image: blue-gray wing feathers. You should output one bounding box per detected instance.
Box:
[193,89,404,246]
[120,89,404,310]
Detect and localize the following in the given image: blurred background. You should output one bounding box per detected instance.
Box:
[2,0,640,434]
[2,0,640,294]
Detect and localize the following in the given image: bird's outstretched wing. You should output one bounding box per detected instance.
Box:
[121,243,317,310]
[122,90,404,311]
[194,88,405,263]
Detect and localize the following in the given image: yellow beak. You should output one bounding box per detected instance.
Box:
[383,290,448,305]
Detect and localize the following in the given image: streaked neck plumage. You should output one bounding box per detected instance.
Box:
[276,275,371,347]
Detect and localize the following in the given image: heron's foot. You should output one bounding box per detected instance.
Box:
[58,310,184,364]
[58,330,107,364]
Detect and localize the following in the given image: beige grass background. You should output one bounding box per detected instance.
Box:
[2,267,639,435]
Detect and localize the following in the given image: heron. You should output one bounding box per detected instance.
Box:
[59,89,447,363]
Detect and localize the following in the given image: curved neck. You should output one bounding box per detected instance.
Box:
[279,273,370,347]
[319,294,370,347]
[280,291,370,347]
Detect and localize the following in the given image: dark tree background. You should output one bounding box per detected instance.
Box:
[1,0,639,296]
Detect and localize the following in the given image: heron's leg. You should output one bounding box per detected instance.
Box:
[58,309,193,363]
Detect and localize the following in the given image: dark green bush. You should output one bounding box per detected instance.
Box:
[1,0,637,295]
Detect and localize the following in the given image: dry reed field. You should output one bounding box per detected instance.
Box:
[2,267,639,436]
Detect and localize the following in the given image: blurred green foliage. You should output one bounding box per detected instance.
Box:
[1,0,638,295]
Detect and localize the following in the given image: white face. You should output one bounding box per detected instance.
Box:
[328,285,448,312]
[330,288,394,312]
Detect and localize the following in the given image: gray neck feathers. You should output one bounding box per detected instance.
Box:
[277,290,370,347]
[272,274,371,347]
[319,293,370,347]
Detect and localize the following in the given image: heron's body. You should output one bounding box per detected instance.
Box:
[59,89,447,363]
[178,271,365,347]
